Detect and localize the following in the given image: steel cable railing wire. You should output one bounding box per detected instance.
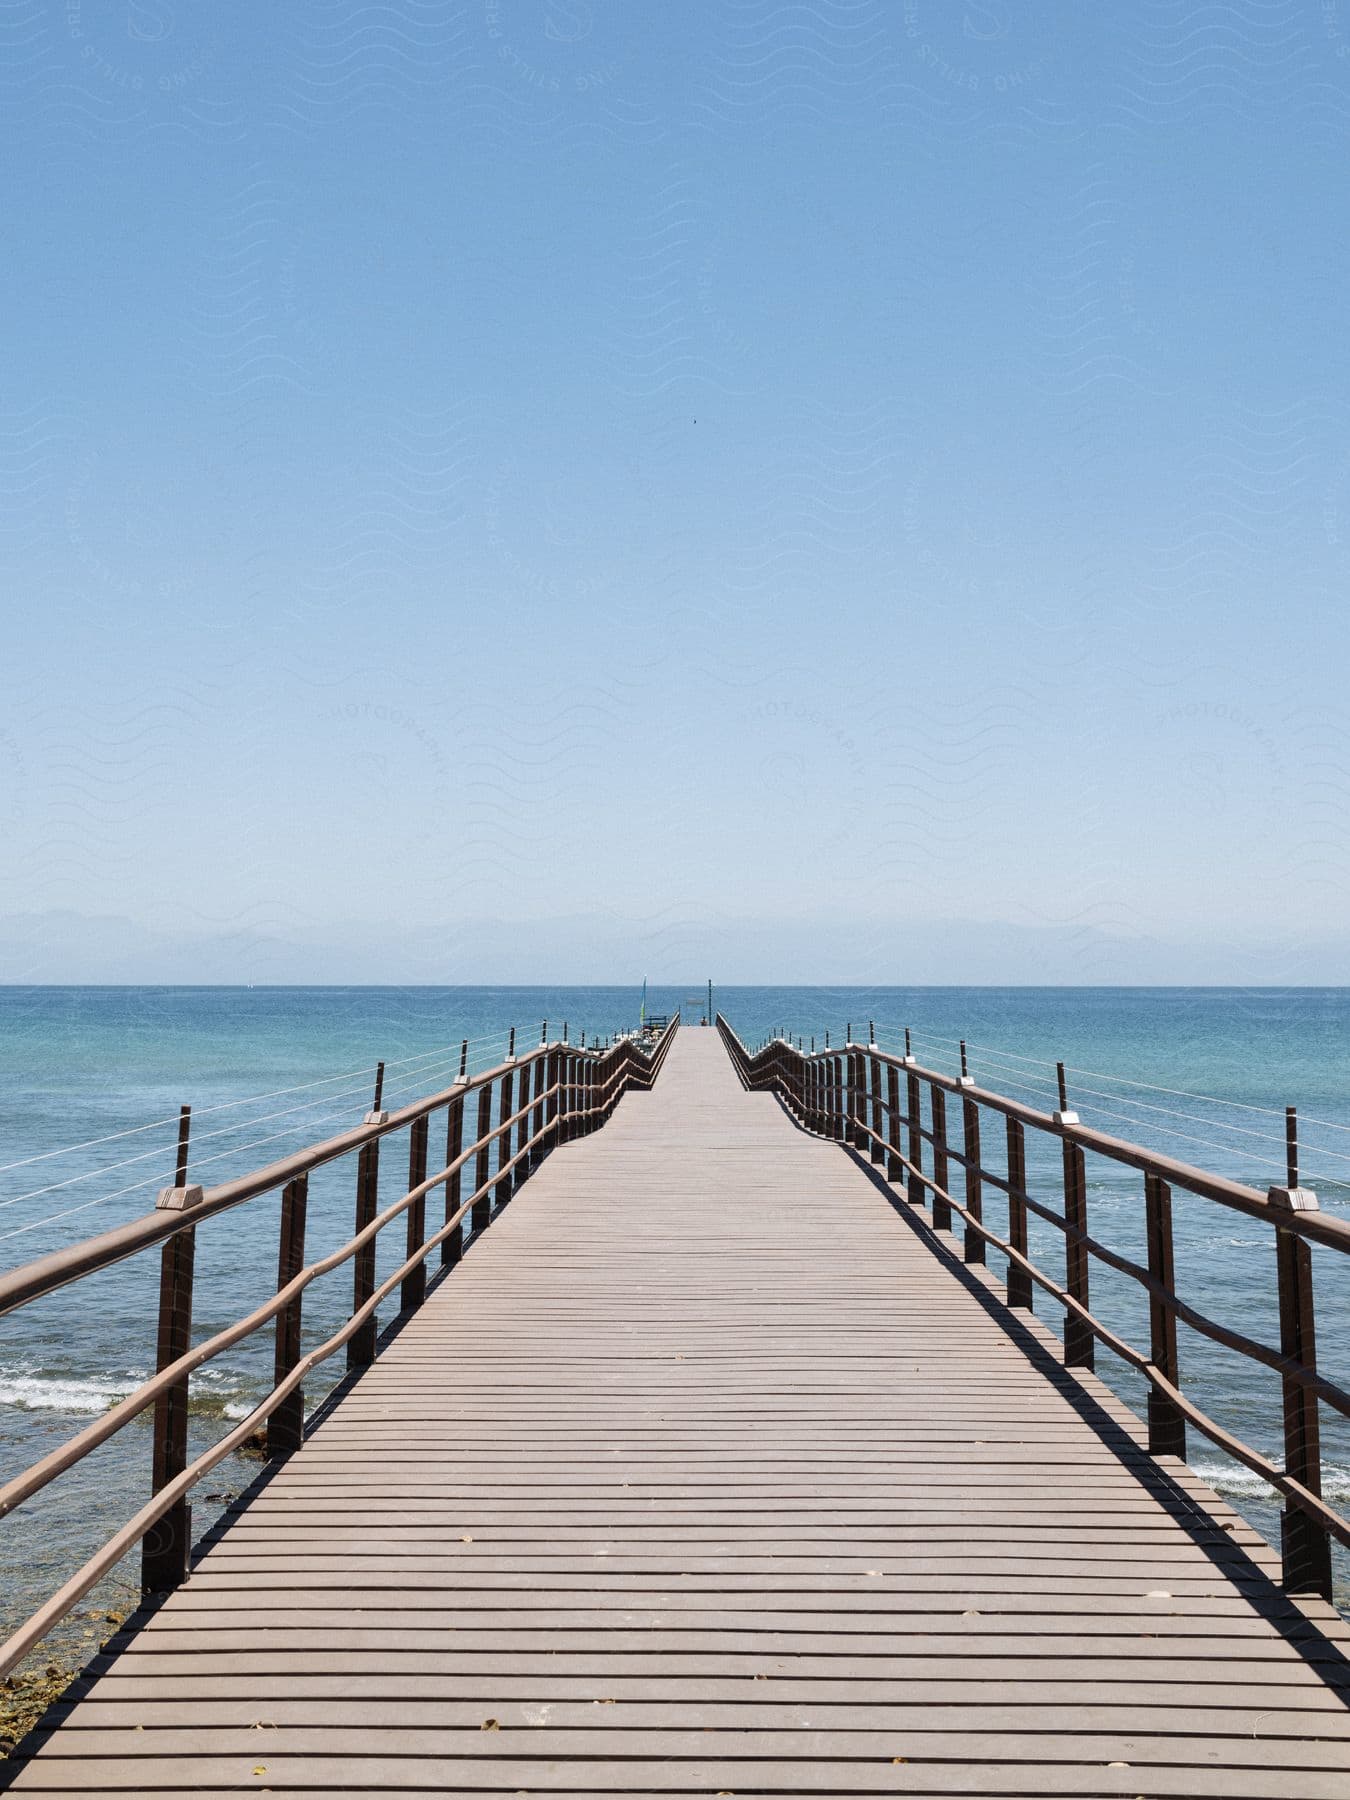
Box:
[0,1069,416,1225]
[830,1020,1347,1133]
[0,1016,680,1684]
[0,1024,533,1182]
[831,1023,1350,1177]
[0,1027,533,1210]
[958,1055,1350,1180]
[0,1031,550,1247]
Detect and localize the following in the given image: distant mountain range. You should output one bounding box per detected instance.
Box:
[0,910,1346,987]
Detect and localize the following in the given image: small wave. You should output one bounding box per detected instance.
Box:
[0,1370,145,1414]
[0,1367,252,1420]
[1192,1461,1350,1505]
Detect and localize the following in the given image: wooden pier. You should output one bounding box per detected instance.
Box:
[7,1027,1350,1796]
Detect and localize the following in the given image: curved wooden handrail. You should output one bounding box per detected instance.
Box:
[0,1013,680,1677]
[718,1013,1348,1599]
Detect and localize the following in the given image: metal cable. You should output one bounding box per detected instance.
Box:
[0,1025,533,1179]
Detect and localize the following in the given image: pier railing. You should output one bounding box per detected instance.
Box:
[718,1014,1349,1601]
[0,1015,679,1677]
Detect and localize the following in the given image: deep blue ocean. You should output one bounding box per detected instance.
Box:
[1,984,1348,1663]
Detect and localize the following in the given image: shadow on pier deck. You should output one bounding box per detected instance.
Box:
[6,1029,1350,1796]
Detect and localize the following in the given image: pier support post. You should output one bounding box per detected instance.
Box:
[930,1088,951,1233]
[962,1097,984,1265]
[869,1051,885,1164]
[886,1064,903,1181]
[442,1092,464,1268]
[142,1221,197,1593]
[1143,1173,1184,1456]
[1062,1140,1093,1369]
[402,1114,429,1313]
[1005,1118,1033,1309]
[472,1084,493,1236]
[143,1107,198,1595]
[1272,1179,1331,1597]
[531,1051,547,1164]
[495,1067,515,1207]
[268,1174,309,1459]
[906,1071,925,1211]
[347,1139,380,1369]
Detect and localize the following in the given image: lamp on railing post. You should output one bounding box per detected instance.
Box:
[1270,1105,1332,1597]
[143,1105,199,1594]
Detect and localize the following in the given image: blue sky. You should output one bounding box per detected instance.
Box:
[4,2,1350,983]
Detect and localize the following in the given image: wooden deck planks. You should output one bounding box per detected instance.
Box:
[8,1027,1350,1798]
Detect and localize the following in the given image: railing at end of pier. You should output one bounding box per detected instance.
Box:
[717,1013,1349,1603]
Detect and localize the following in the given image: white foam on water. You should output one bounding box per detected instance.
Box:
[0,1365,254,1420]
[0,1368,145,1414]
[1192,1461,1350,1504]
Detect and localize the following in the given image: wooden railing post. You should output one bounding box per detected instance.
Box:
[906,1069,925,1211]
[930,1086,951,1233]
[1062,1139,1093,1368]
[885,1064,903,1180]
[442,1091,464,1268]
[401,1113,429,1313]
[1005,1118,1032,1309]
[495,1065,515,1207]
[142,1105,199,1594]
[869,1050,885,1164]
[850,1045,867,1151]
[142,1220,196,1593]
[347,1138,380,1370]
[547,1046,562,1147]
[834,1053,846,1142]
[144,1107,198,1592]
[962,1095,984,1265]
[472,1082,493,1236]
[531,1049,547,1163]
[518,1053,534,1163]
[1144,1172,1183,1456]
[1275,1220,1331,1596]
[268,1173,309,1460]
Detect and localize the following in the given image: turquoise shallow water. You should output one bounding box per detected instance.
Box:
[1,984,1347,1654]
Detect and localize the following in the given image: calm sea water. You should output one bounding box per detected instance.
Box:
[1,984,1347,1663]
